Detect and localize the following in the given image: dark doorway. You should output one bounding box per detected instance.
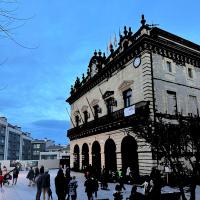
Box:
[92,141,101,176]
[105,138,117,172]
[82,143,89,170]
[121,136,139,176]
[73,145,80,171]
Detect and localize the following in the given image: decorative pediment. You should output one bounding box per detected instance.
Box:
[73,110,79,116]
[102,91,114,99]
[90,99,99,107]
[118,80,134,91]
[81,105,88,112]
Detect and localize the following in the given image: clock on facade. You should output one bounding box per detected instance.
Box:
[133,57,141,68]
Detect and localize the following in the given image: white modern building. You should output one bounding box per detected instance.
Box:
[0,117,33,160]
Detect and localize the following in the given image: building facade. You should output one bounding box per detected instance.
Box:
[31,139,54,160]
[40,144,70,160]
[66,15,200,175]
[0,117,33,160]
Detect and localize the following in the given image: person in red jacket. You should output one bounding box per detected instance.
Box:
[0,170,4,188]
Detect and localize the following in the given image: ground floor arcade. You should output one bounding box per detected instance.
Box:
[70,129,156,176]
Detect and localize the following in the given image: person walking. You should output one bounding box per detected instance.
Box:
[34,167,40,183]
[84,176,94,200]
[12,166,19,185]
[113,184,123,200]
[26,167,34,186]
[36,166,44,200]
[128,185,144,200]
[68,176,78,200]
[41,168,51,200]
[0,171,4,189]
[55,169,66,200]
[93,177,99,198]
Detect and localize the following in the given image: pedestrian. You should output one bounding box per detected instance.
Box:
[68,176,78,200]
[26,166,34,186]
[150,167,161,199]
[55,169,66,200]
[128,185,144,200]
[0,171,4,188]
[92,177,99,198]
[2,166,7,176]
[12,166,19,185]
[113,184,123,200]
[140,176,150,196]
[36,166,44,200]
[34,167,40,183]
[42,168,51,200]
[84,176,94,200]
[118,175,126,191]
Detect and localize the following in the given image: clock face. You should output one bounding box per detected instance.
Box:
[133,57,141,68]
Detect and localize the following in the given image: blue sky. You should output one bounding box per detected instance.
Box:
[0,0,199,144]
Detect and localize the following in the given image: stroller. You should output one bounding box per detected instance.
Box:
[3,173,12,185]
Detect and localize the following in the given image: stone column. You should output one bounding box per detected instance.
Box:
[79,153,82,170]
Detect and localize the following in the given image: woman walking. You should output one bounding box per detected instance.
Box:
[55,169,66,200]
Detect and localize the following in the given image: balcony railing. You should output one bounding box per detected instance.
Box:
[67,101,149,140]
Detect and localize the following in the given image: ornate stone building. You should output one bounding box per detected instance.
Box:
[66,15,200,175]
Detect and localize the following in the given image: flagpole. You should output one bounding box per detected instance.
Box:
[66,107,75,128]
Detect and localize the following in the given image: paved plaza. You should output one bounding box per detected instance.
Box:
[0,169,200,200]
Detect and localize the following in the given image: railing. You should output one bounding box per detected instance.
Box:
[67,101,149,140]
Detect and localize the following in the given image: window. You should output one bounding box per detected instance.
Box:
[166,61,172,73]
[188,68,193,79]
[83,111,88,123]
[189,95,198,116]
[167,91,177,115]
[93,105,99,120]
[75,115,79,127]
[123,89,132,108]
[106,98,114,114]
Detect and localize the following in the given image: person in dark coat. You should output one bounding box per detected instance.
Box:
[113,184,123,200]
[42,168,51,200]
[55,169,66,200]
[84,176,94,200]
[36,166,44,200]
[34,167,40,183]
[93,177,99,198]
[129,185,144,200]
[26,167,34,186]
[12,166,19,185]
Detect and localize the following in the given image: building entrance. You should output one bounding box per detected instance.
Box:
[121,136,139,176]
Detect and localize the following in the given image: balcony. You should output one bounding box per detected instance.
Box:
[67,101,150,140]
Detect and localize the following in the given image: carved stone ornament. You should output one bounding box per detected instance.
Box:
[102,91,114,99]
[90,99,99,107]
[73,110,79,116]
[118,80,134,92]
[81,105,88,112]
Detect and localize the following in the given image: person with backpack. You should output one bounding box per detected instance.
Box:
[12,166,19,185]
[26,167,34,186]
